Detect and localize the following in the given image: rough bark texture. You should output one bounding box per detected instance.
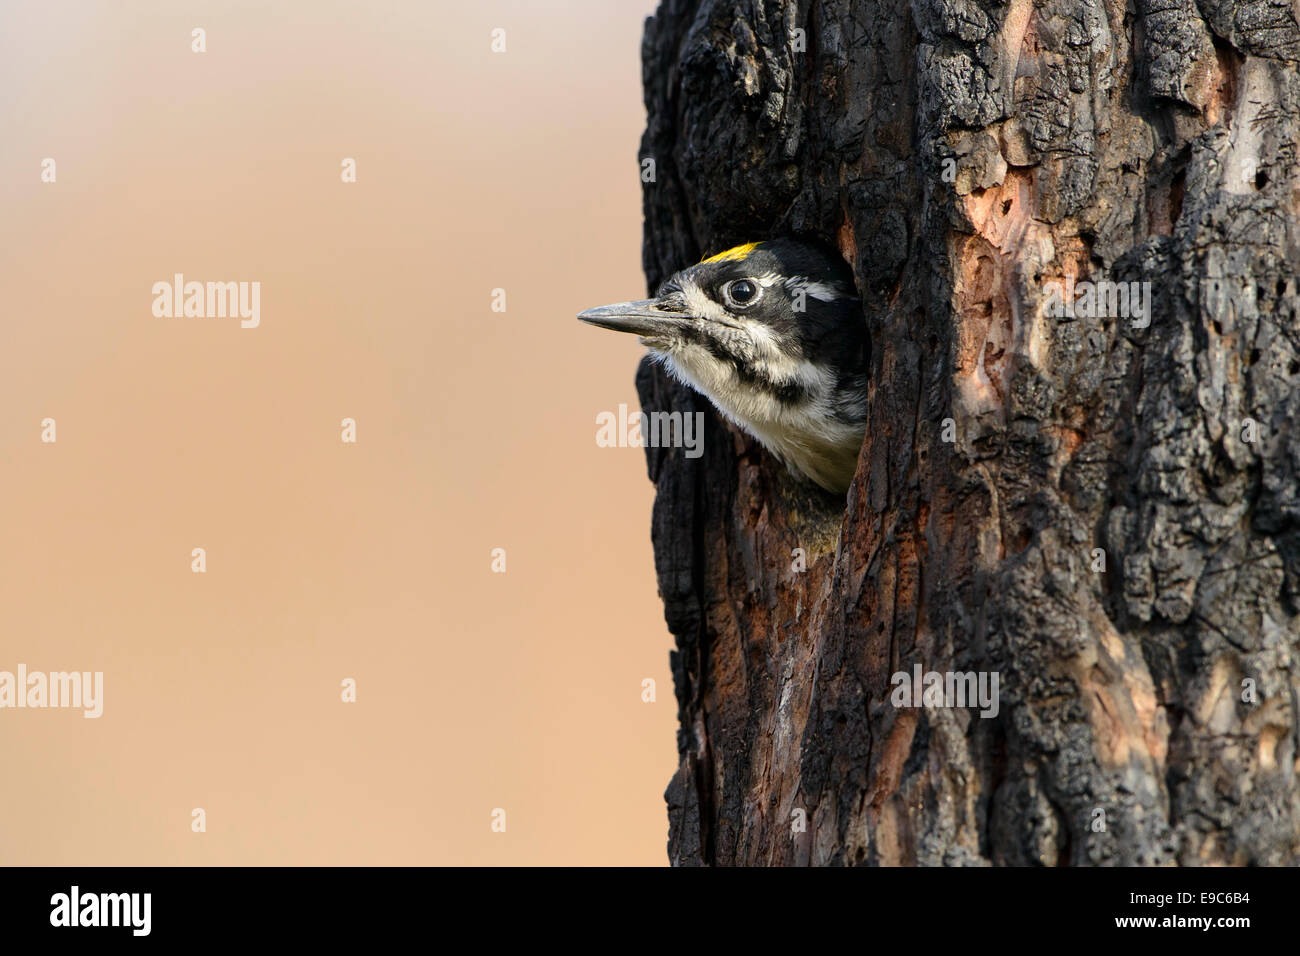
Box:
[636,0,1300,865]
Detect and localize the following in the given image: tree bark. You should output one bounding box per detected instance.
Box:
[636,0,1300,865]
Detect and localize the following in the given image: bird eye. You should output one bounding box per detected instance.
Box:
[723,279,761,308]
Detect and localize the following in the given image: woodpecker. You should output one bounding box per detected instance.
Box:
[578,238,868,494]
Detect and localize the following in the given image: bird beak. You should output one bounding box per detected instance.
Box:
[576,299,687,338]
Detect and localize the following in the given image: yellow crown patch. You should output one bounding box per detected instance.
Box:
[700,242,761,264]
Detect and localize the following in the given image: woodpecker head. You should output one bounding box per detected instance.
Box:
[578,238,868,494]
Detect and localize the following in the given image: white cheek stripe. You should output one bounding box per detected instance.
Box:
[681,282,733,324]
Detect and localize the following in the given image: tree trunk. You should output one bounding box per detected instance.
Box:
[636,0,1300,866]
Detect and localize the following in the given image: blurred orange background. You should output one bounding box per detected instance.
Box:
[0,0,675,865]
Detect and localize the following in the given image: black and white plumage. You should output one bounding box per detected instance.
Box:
[579,238,869,494]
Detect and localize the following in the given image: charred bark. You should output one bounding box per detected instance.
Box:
[636,0,1300,865]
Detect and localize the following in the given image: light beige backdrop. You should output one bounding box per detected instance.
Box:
[0,0,675,865]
